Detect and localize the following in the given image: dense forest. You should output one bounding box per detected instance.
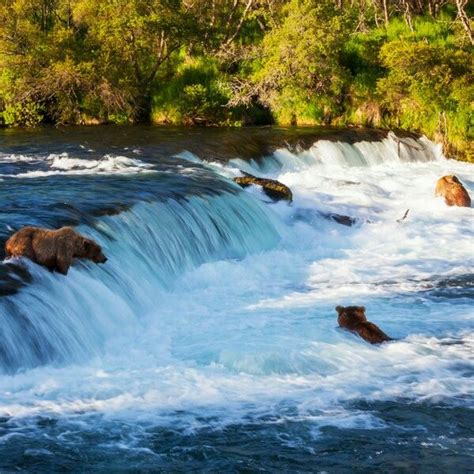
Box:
[0,0,472,160]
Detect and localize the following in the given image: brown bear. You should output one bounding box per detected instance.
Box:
[5,226,107,275]
[336,306,392,344]
[435,175,471,207]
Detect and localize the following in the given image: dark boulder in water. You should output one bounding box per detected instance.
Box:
[291,208,361,227]
[336,306,392,344]
[326,213,358,227]
[234,172,293,202]
[0,263,32,296]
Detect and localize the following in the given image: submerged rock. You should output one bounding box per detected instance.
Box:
[435,175,471,207]
[290,208,362,228]
[326,213,358,227]
[234,172,293,202]
[0,263,32,296]
[336,306,392,344]
[5,226,107,275]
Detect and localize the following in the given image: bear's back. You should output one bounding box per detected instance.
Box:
[445,184,471,207]
[357,321,391,344]
[435,175,471,207]
[5,226,39,258]
[28,228,64,265]
[435,176,453,196]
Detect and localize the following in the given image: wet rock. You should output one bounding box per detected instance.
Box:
[234,172,293,202]
[327,214,358,227]
[0,263,33,296]
[290,208,362,227]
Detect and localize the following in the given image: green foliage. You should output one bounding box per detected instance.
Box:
[249,0,352,125]
[1,100,43,127]
[0,0,472,159]
[151,58,232,125]
[375,24,473,160]
[339,14,473,159]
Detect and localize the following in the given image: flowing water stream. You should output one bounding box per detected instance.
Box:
[0,127,472,471]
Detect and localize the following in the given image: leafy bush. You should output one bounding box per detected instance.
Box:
[0,0,472,159]
[151,58,233,125]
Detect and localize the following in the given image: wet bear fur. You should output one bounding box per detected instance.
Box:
[336,306,391,344]
[435,175,471,207]
[5,226,107,275]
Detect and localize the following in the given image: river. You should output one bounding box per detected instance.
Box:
[0,126,472,471]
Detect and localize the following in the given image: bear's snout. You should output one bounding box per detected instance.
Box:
[95,253,107,264]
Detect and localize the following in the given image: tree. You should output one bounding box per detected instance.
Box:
[454,0,473,45]
[72,0,197,122]
[377,37,473,158]
[0,0,131,124]
[240,0,352,124]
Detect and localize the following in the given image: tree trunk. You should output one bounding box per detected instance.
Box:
[402,1,414,31]
[455,0,474,45]
[134,90,152,124]
[382,0,389,25]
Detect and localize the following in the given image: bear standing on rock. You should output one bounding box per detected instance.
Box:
[435,175,471,207]
[5,226,107,275]
[336,306,392,344]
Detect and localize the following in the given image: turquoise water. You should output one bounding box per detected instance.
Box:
[0,127,472,471]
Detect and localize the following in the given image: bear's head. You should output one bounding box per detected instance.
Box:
[445,175,461,186]
[80,237,107,264]
[336,306,367,330]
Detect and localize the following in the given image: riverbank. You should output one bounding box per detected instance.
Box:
[1,3,472,161]
[2,123,469,164]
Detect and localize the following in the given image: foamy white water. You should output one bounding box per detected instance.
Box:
[0,152,154,177]
[0,133,473,441]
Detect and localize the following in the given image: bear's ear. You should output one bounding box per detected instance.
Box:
[335,306,344,314]
[82,239,91,251]
[359,306,366,312]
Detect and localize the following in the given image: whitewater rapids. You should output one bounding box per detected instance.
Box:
[0,129,472,469]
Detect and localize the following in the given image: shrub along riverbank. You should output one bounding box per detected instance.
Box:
[0,1,472,161]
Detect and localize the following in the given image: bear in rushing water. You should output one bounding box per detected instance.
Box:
[435,175,471,207]
[5,226,107,275]
[336,306,391,344]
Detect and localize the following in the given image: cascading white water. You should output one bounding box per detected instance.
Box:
[0,190,280,373]
[216,132,443,177]
[0,132,472,456]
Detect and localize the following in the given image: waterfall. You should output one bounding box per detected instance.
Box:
[0,190,280,373]
[222,132,442,176]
